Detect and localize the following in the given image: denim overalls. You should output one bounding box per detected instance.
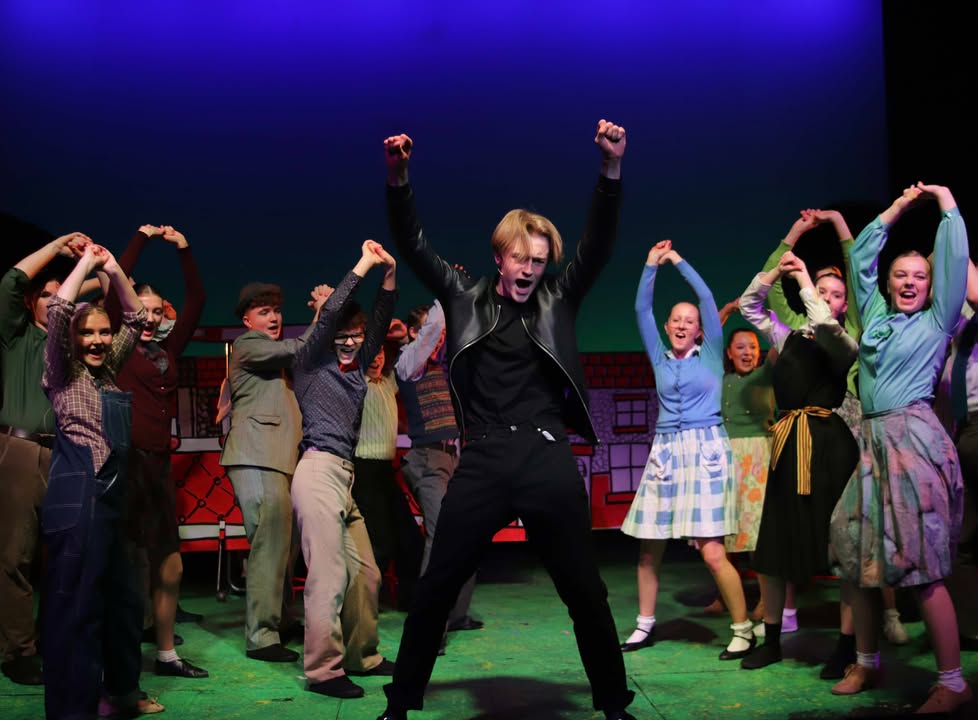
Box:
[41,389,143,720]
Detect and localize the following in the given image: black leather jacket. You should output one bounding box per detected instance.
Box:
[386,176,621,444]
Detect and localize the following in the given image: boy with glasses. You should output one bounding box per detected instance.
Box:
[290,240,399,699]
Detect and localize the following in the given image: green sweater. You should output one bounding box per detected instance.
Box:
[721,359,775,439]
[0,268,56,433]
[761,239,861,398]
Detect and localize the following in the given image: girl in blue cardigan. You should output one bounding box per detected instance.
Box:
[620,240,753,661]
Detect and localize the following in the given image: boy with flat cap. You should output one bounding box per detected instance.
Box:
[221,282,322,662]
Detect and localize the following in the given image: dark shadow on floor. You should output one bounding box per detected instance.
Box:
[428,675,590,720]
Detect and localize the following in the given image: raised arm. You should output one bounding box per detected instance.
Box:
[738,258,794,352]
[384,133,468,299]
[395,299,445,382]
[718,298,740,327]
[15,231,90,280]
[664,248,722,371]
[811,208,861,337]
[360,242,398,363]
[635,242,669,364]
[293,240,395,370]
[100,248,147,372]
[105,225,159,329]
[45,244,110,389]
[918,184,968,333]
[160,226,206,355]
[847,190,912,322]
[558,119,626,301]
[761,211,819,330]
[782,253,858,374]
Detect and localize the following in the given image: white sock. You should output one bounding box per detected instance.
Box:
[937,667,966,693]
[157,649,179,663]
[856,651,879,669]
[726,620,754,653]
[625,615,654,644]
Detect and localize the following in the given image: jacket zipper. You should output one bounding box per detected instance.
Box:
[521,315,599,444]
[448,303,501,438]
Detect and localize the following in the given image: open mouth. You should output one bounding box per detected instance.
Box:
[86,346,106,361]
[515,278,533,290]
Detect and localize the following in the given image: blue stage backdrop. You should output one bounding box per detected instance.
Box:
[1,1,888,351]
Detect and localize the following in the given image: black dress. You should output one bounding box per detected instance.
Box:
[752,331,859,585]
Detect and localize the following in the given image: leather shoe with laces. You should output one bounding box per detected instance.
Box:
[620,626,655,652]
[155,657,209,678]
[1,653,43,685]
[308,675,364,699]
[915,682,973,714]
[830,663,879,695]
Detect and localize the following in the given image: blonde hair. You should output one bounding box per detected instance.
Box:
[491,209,563,266]
[70,303,110,360]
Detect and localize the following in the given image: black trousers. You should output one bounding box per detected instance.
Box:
[384,423,633,713]
[352,456,423,605]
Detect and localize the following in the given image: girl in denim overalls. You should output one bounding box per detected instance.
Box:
[41,242,150,719]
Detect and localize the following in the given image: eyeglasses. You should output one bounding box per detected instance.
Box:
[334,332,365,344]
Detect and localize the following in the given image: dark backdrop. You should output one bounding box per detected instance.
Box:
[0,2,971,351]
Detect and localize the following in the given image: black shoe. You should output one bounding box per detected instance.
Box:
[154,657,210,678]
[246,643,299,663]
[719,632,757,660]
[308,675,364,699]
[376,708,408,720]
[740,642,782,669]
[446,616,484,632]
[605,712,637,720]
[175,605,204,623]
[620,626,655,652]
[1,654,43,685]
[348,658,395,677]
[818,646,856,680]
[141,626,184,646]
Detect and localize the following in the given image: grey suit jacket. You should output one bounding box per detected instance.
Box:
[219,327,312,475]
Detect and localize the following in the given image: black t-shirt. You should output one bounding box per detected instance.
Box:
[454,291,565,431]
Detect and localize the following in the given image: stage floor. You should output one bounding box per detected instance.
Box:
[3,532,976,719]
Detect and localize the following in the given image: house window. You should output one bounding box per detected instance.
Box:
[609,443,649,492]
[614,393,648,433]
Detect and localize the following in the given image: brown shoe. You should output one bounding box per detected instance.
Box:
[831,664,879,695]
[915,682,973,714]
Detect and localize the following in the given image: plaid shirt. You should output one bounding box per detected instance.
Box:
[42,295,145,471]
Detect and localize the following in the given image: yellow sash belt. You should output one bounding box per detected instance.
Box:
[769,406,833,495]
